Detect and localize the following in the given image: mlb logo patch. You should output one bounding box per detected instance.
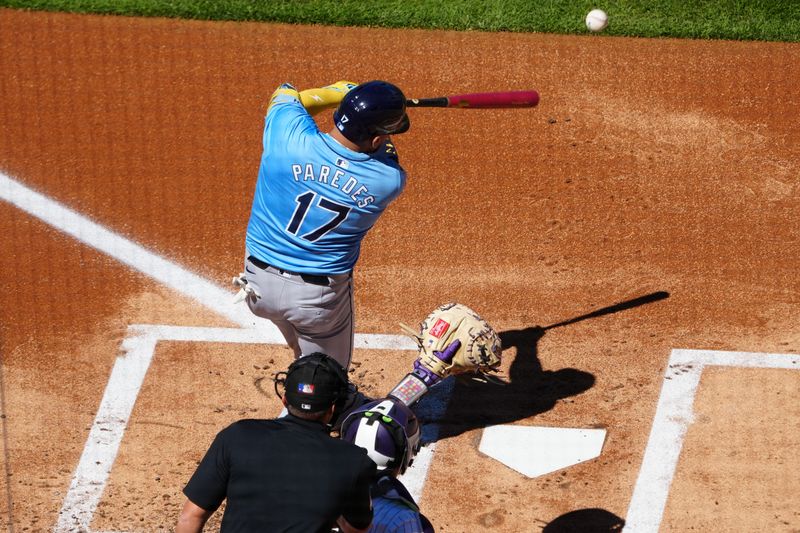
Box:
[335,158,349,169]
[429,318,450,338]
[298,383,315,394]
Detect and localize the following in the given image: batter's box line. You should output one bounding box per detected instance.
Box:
[54,324,423,533]
[624,348,799,532]
[0,171,429,529]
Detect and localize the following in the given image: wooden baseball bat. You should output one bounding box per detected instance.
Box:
[406,90,539,109]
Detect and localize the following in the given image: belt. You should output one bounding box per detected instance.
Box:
[248,256,330,287]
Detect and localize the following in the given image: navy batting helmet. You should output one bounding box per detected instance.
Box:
[333,81,410,144]
[340,398,421,475]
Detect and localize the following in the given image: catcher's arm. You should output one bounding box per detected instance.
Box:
[388,340,461,406]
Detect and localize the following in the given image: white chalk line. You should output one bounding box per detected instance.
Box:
[55,330,158,533]
[0,171,255,330]
[55,325,426,533]
[624,348,800,532]
[0,172,430,532]
[0,171,420,354]
[13,171,795,533]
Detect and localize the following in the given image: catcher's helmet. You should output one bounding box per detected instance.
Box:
[274,353,350,413]
[333,81,410,144]
[340,398,421,475]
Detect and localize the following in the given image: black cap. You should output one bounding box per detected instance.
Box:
[283,354,349,412]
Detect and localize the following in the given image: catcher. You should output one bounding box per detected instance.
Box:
[388,303,502,406]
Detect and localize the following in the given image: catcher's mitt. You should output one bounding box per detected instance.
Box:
[401,303,502,380]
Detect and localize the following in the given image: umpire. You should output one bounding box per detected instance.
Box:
[176,353,376,533]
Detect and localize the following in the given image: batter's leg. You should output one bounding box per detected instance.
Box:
[244,257,354,365]
[289,272,354,368]
[264,316,303,359]
[243,257,304,358]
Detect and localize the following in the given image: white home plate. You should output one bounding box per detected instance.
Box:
[479,425,607,477]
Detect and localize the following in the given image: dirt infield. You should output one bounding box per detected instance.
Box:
[1,7,798,532]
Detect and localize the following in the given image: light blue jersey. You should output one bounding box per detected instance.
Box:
[246,92,406,275]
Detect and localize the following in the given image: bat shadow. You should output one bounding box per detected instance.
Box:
[415,291,669,444]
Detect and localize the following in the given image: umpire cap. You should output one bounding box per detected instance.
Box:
[278,353,350,413]
[334,80,410,143]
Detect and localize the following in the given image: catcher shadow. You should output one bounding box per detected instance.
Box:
[415,291,669,443]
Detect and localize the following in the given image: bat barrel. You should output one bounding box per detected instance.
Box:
[406,90,539,108]
[448,90,539,108]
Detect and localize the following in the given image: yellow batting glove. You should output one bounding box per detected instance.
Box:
[299,80,359,116]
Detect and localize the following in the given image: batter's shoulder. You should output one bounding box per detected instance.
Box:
[372,140,403,168]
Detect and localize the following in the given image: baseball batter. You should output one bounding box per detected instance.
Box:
[240,80,411,369]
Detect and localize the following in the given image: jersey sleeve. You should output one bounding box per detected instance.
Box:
[263,83,320,150]
[340,454,377,529]
[267,83,302,113]
[182,428,231,512]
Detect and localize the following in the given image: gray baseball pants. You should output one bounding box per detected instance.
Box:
[243,256,355,369]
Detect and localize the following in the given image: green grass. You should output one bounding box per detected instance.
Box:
[2,0,800,41]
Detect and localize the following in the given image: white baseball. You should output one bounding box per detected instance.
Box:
[585,9,608,32]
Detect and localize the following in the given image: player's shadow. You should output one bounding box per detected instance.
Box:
[541,508,625,532]
[416,291,669,443]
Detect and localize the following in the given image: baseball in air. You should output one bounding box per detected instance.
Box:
[585,9,608,32]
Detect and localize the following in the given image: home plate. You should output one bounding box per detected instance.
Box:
[479,425,607,477]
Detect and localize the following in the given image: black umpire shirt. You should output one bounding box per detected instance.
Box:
[184,414,376,532]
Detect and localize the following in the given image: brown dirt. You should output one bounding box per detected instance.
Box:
[1,7,798,532]
[665,368,800,531]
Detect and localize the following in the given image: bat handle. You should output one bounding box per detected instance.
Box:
[406,97,448,108]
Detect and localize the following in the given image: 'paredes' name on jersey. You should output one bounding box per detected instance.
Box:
[291,163,374,208]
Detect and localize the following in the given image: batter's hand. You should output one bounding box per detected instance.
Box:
[232,273,259,303]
